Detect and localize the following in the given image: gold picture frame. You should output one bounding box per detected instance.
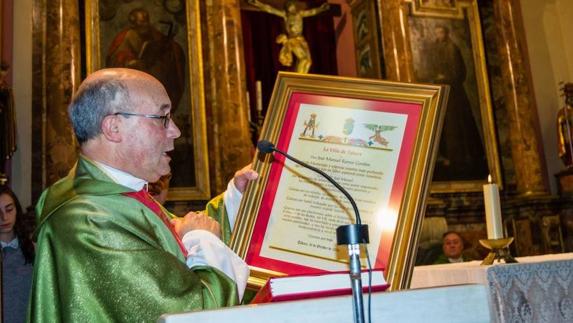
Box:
[231,72,448,290]
[85,0,210,200]
[406,0,502,192]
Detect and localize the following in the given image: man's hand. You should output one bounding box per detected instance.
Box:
[233,164,259,193]
[171,211,221,239]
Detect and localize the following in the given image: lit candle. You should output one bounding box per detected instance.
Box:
[483,175,504,239]
[256,80,263,113]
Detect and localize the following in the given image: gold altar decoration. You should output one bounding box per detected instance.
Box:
[479,237,517,265]
[246,0,330,74]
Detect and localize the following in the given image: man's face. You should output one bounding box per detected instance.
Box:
[133,11,152,36]
[443,233,464,259]
[118,79,181,183]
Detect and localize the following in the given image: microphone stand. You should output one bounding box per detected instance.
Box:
[266,145,369,323]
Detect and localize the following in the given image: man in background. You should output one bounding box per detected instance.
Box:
[434,231,466,264]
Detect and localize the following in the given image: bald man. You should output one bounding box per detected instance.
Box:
[29,68,257,322]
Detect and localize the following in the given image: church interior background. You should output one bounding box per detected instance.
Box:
[2,0,573,270]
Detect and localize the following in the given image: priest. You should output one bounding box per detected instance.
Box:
[28,68,257,322]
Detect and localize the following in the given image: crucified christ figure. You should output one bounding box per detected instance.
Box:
[248,0,330,74]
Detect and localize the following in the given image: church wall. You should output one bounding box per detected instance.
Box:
[4,0,573,212]
[521,0,573,195]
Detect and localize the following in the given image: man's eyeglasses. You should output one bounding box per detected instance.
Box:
[114,112,171,128]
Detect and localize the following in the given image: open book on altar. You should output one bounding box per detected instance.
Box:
[251,269,389,303]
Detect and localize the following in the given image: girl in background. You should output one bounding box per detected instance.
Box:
[1,186,35,323]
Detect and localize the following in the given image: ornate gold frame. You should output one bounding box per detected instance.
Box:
[231,72,448,290]
[85,0,210,200]
[406,0,502,192]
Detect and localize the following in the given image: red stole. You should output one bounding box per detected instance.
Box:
[123,190,188,257]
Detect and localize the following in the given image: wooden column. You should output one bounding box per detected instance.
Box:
[493,0,549,195]
[32,0,80,199]
[378,0,414,82]
[203,0,252,194]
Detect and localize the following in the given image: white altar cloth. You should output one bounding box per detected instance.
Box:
[410,252,573,289]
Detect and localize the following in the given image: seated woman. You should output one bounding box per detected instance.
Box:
[1,186,35,323]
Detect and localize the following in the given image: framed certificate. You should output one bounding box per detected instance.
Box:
[231,72,448,290]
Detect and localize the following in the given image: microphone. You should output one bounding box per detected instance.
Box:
[256,140,275,154]
[257,140,369,323]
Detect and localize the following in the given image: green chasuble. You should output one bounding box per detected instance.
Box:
[29,157,239,323]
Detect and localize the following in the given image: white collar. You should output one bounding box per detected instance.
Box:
[1,238,19,250]
[448,257,464,263]
[93,161,147,191]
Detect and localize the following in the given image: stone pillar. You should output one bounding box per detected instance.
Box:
[32,0,80,199]
[203,0,252,194]
[493,0,549,195]
[378,0,414,82]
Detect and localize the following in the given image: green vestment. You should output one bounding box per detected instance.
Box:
[29,157,238,323]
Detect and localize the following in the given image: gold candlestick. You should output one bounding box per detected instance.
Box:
[479,237,518,265]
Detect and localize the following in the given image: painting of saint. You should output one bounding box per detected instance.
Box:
[98,0,197,189]
[409,16,489,182]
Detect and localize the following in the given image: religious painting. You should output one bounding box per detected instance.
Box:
[231,72,449,290]
[407,0,502,192]
[85,0,210,200]
[350,0,382,78]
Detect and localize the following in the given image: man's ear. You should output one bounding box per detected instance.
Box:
[101,115,122,142]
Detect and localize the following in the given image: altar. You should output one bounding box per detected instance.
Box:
[160,254,573,322]
[411,253,573,322]
[159,285,490,323]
